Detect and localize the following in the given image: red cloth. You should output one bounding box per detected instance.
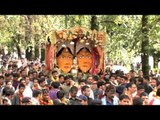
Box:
[91,47,100,74]
[46,44,53,71]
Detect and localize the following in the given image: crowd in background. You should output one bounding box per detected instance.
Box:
[0,56,160,105]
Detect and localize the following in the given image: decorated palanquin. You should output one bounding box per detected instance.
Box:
[45,26,106,74]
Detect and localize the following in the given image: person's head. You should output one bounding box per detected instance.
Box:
[140,92,149,105]
[138,70,143,77]
[59,74,65,84]
[133,97,143,105]
[20,69,27,77]
[69,86,78,98]
[20,78,26,86]
[25,76,30,85]
[109,75,115,82]
[126,82,137,94]
[136,77,144,85]
[42,89,50,101]
[5,73,12,82]
[81,85,90,97]
[33,78,39,87]
[18,83,25,94]
[0,76,4,85]
[52,70,58,79]
[121,76,128,84]
[12,73,19,81]
[129,70,135,78]
[32,71,38,78]
[91,99,102,105]
[116,75,121,84]
[56,47,74,73]
[57,90,65,100]
[77,48,92,73]
[38,78,46,88]
[87,75,93,84]
[6,81,12,88]
[77,71,83,79]
[78,95,88,105]
[79,79,86,87]
[119,94,131,105]
[97,81,106,90]
[22,97,32,105]
[51,81,60,89]
[105,85,116,100]
[5,88,14,100]
[137,85,145,96]
[150,77,157,88]
[33,89,42,99]
[64,75,71,86]
[143,75,150,84]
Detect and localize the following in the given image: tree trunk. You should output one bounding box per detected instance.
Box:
[34,34,40,60]
[141,15,149,76]
[34,45,39,59]
[24,15,32,45]
[16,45,21,59]
[91,15,99,31]
[41,48,45,62]
[65,15,68,29]
[153,53,159,68]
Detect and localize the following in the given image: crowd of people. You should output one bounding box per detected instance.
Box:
[0,56,160,105]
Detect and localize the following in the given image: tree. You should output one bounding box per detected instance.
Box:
[141,15,149,76]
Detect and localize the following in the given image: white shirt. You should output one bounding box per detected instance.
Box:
[23,86,33,98]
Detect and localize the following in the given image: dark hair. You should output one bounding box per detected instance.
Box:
[57,90,65,99]
[133,97,143,105]
[59,74,64,78]
[130,77,136,84]
[126,82,135,90]
[140,92,148,98]
[137,77,144,84]
[5,81,11,85]
[51,82,60,88]
[2,87,10,96]
[81,85,90,93]
[52,70,58,74]
[105,85,116,93]
[77,47,91,55]
[56,47,74,57]
[79,79,86,84]
[97,81,105,88]
[93,75,99,81]
[69,86,78,93]
[20,78,25,83]
[33,78,39,82]
[12,73,19,78]
[68,74,74,80]
[119,94,130,101]
[38,78,45,84]
[18,83,25,89]
[33,89,42,97]
[121,76,128,81]
[156,88,160,97]
[143,75,149,81]
[137,85,145,91]
[0,76,4,79]
[5,73,10,77]
[5,88,14,96]
[64,75,70,81]
[42,89,49,94]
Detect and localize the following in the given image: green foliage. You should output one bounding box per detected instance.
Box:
[0,15,160,68]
